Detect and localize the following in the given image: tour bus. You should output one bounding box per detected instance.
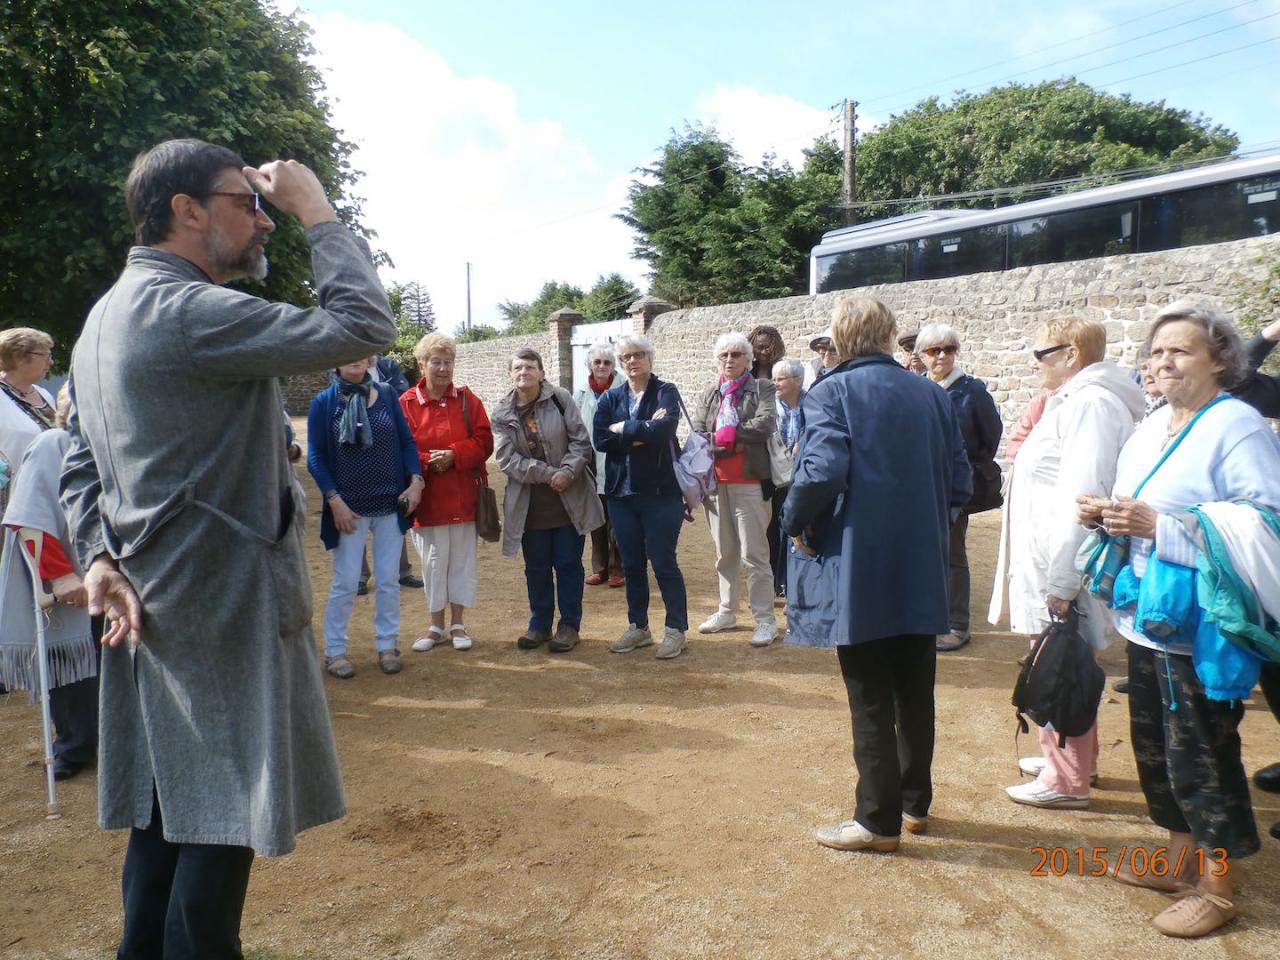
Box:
[809,151,1280,294]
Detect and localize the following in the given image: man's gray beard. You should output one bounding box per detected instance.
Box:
[207,231,269,282]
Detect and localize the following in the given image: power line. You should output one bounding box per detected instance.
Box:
[1094,31,1280,85]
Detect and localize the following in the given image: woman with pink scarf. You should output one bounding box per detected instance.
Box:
[691,331,779,647]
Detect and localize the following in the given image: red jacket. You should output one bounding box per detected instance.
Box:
[400,382,494,527]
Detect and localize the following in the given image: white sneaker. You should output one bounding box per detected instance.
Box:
[698,611,737,634]
[750,622,779,647]
[610,624,653,653]
[1019,756,1099,785]
[814,818,899,852]
[655,627,687,659]
[1005,780,1089,809]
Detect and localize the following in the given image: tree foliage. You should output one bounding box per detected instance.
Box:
[619,82,1238,307]
[455,324,501,344]
[854,79,1238,215]
[619,126,841,306]
[0,0,370,354]
[385,281,437,379]
[496,274,643,334]
[579,273,641,323]
[396,281,437,332]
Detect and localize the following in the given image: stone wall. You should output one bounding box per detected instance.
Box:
[293,234,1280,434]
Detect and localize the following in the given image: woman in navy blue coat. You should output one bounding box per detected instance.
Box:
[783,298,971,853]
[914,322,1003,652]
[592,334,690,660]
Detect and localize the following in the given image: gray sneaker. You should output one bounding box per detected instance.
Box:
[655,627,687,659]
[548,624,579,653]
[610,624,653,654]
[324,654,354,679]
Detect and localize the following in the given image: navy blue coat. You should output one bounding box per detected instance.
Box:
[782,354,972,647]
[307,382,419,550]
[592,375,682,499]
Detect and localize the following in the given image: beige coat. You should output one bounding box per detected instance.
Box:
[492,382,605,558]
[690,377,778,481]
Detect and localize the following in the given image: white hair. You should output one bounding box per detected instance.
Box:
[614,333,655,363]
[772,358,805,380]
[914,322,961,355]
[585,341,615,366]
[714,331,753,362]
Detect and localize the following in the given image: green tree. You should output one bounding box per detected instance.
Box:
[455,324,501,344]
[0,0,370,354]
[579,273,641,323]
[854,80,1238,216]
[397,281,437,332]
[619,125,744,306]
[503,280,585,334]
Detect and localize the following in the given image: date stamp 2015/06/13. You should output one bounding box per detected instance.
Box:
[1030,846,1228,879]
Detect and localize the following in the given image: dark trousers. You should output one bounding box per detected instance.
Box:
[360,537,412,583]
[522,523,586,632]
[118,791,255,960]
[1128,643,1260,859]
[767,484,789,598]
[947,512,970,636]
[609,493,688,632]
[1259,660,1280,723]
[836,635,936,837]
[589,494,623,578]
[50,673,99,766]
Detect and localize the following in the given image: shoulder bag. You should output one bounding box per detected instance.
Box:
[1076,394,1229,601]
[460,389,501,543]
[668,389,717,518]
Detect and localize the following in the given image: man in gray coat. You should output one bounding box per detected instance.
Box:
[59,139,396,958]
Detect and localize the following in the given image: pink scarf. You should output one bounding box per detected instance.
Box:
[714,371,751,447]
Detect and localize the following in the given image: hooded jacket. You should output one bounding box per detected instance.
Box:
[989,360,1145,648]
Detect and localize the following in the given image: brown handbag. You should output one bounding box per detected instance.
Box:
[460,389,501,543]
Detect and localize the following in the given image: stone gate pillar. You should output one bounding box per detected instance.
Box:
[546,307,582,389]
[626,296,675,335]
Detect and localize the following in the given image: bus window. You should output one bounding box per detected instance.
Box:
[1139,177,1280,252]
[907,225,1006,280]
[1010,201,1136,268]
[817,243,907,292]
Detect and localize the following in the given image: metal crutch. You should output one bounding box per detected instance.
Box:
[17,526,61,820]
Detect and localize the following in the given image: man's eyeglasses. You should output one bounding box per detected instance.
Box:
[1033,343,1070,362]
[208,191,262,215]
[922,345,958,358]
[618,352,648,363]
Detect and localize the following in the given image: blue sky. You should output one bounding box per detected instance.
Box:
[287,0,1280,329]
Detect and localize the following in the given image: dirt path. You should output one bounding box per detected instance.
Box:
[3,453,1278,959]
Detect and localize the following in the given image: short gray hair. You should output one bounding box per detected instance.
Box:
[914,322,961,355]
[1146,300,1247,388]
[585,341,615,366]
[614,333,655,363]
[714,331,753,362]
[772,358,805,380]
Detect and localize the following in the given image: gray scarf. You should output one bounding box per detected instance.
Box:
[337,374,374,447]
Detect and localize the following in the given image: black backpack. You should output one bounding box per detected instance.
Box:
[1011,604,1106,748]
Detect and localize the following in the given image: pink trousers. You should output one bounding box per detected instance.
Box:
[1037,720,1099,797]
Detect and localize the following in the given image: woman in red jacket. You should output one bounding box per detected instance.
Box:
[401,333,494,651]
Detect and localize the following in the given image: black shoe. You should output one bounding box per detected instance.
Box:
[1271,821,1280,841]
[356,581,369,596]
[548,624,579,653]
[52,757,81,781]
[517,629,550,650]
[1113,677,1130,694]
[398,574,425,589]
[1254,761,1280,794]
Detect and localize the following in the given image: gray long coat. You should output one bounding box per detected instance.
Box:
[491,382,604,558]
[60,222,396,855]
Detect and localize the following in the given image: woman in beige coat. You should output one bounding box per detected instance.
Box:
[492,348,604,653]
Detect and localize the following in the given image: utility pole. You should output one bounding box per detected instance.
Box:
[842,99,857,226]
[465,261,472,330]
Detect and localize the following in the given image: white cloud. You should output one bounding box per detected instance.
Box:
[305,13,646,331]
[693,86,849,167]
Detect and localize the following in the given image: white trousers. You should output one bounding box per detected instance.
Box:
[412,522,478,612]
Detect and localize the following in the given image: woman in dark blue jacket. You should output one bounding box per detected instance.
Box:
[592,334,689,660]
[783,298,971,854]
[914,322,1003,652]
[308,357,423,679]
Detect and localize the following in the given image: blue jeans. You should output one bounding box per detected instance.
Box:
[521,523,586,632]
[323,512,402,656]
[609,494,688,631]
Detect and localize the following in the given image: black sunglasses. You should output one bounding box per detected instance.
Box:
[207,190,262,214]
[1033,343,1070,362]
